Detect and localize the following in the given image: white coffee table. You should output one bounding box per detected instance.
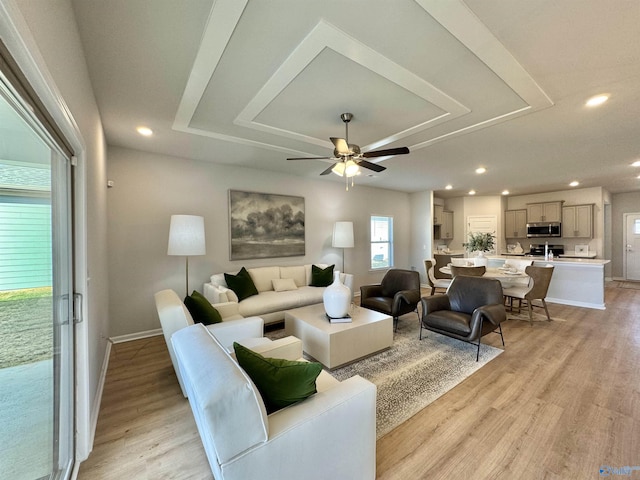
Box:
[284,303,393,369]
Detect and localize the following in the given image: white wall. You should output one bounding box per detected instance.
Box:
[107,146,412,337]
[10,0,109,460]
[409,190,434,283]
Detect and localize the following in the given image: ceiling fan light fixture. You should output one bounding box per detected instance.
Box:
[345,160,360,177]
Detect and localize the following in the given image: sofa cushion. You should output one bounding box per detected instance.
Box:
[280,265,307,287]
[233,342,322,413]
[310,264,334,287]
[225,267,259,301]
[238,287,324,317]
[272,278,298,292]
[248,266,281,292]
[184,290,222,325]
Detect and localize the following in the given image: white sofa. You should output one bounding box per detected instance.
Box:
[172,322,377,480]
[203,264,354,325]
[154,289,301,397]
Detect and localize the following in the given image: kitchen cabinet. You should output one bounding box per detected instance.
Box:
[527,201,562,222]
[505,209,527,238]
[562,204,593,238]
[434,205,444,225]
[441,211,454,239]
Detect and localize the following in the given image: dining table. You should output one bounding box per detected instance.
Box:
[439,266,530,287]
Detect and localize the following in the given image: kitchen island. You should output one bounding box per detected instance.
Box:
[487,255,609,310]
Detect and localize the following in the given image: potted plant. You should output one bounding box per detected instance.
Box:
[463,231,495,266]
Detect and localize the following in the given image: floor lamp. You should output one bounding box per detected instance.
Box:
[332,221,354,273]
[167,215,206,297]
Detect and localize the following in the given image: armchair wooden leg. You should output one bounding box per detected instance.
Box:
[527,301,533,326]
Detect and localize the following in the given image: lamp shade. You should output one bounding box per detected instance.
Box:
[332,221,354,248]
[167,215,206,256]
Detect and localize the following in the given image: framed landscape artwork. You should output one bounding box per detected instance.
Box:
[229,190,305,260]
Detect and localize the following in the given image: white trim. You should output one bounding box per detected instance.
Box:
[545,297,606,311]
[110,329,163,344]
[89,340,111,451]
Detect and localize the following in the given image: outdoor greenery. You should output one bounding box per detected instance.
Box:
[0,287,52,369]
[463,231,496,252]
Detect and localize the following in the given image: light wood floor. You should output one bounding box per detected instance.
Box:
[78,284,640,479]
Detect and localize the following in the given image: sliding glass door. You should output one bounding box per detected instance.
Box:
[0,73,74,479]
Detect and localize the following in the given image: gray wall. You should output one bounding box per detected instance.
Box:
[107,146,412,337]
[611,191,640,278]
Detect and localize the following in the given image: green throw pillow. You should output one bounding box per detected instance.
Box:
[184,290,222,325]
[310,264,334,287]
[224,267,259,301]
[233,342,322,414]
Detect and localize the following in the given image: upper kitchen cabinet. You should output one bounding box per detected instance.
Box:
[505,209,527,238]
[562,204,593,238]
[440,211,454,239]
[434,204,444,225]
[527,201,562,223]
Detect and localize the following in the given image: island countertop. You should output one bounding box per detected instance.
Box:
[484,255,608,309]
[492,255,609,266]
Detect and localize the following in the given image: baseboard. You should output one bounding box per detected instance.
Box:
[545,296,606,310]
[89,339,111,453]
[110,328,163,344]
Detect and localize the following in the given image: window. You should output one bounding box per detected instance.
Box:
[635,219,640,235]
[370,215,393,269]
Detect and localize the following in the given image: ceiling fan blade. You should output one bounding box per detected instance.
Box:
[357,160,387,173]
[330,137,350,155]
[362,146,410,158]
[287,156,331,161]
[320,164,337,176]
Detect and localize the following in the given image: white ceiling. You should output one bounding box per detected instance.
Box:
[71,0,640,197]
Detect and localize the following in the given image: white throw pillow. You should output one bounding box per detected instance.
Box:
[272,278,298,292]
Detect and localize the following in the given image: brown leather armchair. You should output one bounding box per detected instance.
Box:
[360,269,421,331]
[420,275,506,361]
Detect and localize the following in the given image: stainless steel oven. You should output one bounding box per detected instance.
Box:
[526,222,561,238]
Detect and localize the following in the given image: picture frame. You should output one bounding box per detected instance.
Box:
[229,190,305,260]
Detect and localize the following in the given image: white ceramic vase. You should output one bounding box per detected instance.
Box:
[323,271,351,318]
[474,251,489,267]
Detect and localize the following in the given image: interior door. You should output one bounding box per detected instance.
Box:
[625,214,640,281]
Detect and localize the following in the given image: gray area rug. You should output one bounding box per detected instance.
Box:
[267,312,502,439]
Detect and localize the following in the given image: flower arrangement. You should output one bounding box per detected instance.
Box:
[463,231,495,253]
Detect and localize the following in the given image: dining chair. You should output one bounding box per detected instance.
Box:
[433,254,453,279]
[503,265,554,325]
[450,265,486,277]
[425,259,451,295]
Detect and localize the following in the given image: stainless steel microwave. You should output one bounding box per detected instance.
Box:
[526,222,562,238]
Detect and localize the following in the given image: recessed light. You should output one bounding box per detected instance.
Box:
[475,167,486,174]
[445,184,453,190]
[569,181,580,187]
[631,160,640,167]
[585,94,609,107]
[502,190,510,195]
[468,190,476,195]
[136,126,153,136]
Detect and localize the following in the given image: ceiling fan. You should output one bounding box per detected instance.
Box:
[286,113,410,179]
